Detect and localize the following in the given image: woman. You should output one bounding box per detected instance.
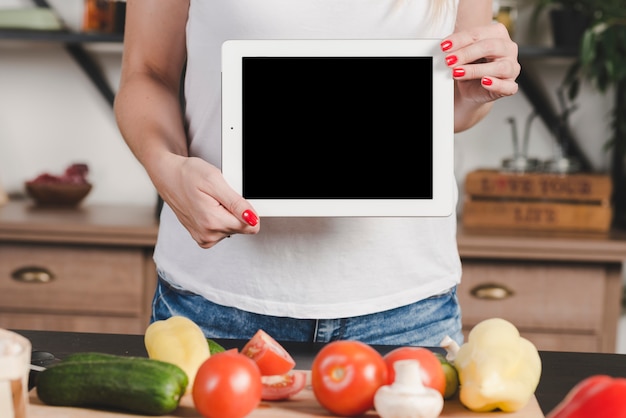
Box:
[114,0,520,346]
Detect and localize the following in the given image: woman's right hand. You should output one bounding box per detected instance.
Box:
[157,154,260,248]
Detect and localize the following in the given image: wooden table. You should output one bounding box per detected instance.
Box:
[17,329,626,417]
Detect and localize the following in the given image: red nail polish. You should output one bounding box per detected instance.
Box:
[440,40,453,52]
[445,55,458,66]
[452,68,465,78]
[481,77,493,86]
[242,209,259,226]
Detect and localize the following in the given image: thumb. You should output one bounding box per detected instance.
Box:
[240,208,259,227]
[224,197,259,227]
[212,173,260,227]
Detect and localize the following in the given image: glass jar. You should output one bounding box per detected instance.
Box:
[82,0,115,33]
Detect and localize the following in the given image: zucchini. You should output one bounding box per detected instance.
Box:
[36,352,188,416]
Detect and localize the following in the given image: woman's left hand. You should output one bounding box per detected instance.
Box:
[442,22,520,104]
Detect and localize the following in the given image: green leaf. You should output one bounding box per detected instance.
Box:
[541,0,626,153]
[207,338,226,355]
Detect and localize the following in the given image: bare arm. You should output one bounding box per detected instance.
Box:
[115,0,260,248]
[115,1,189,173]
[443,0,521,133]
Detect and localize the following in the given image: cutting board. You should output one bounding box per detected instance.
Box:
[28,380,545,418]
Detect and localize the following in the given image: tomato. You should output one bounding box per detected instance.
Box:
[383,346,446,396]
[261,370,307,401]
[241,329,296,376]
[192,349,262,418]
[311,340,388,417]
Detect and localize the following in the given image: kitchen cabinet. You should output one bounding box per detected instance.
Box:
[1,201,625,350]
[457,227,626,353]
[0,200,158,334]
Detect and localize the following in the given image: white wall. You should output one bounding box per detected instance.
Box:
[0,0,615,210]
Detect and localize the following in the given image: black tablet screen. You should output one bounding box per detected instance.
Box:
[241,56,433,200]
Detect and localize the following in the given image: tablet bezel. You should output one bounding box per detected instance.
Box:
[221,39,454,217]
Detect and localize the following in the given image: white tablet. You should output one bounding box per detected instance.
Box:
[221,39,454,217]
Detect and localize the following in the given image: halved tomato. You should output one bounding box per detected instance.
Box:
[261,370,307,401]
[241,329,296,376]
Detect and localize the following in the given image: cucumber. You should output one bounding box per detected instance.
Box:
[63,352,139,362]
[36,352,188,416]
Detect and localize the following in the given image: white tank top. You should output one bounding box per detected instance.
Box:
[154,0,462,319]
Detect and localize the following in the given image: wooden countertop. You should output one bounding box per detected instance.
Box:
[28,388,543,418]
[3,199,626,262]
[458,226,626,262]
[18,329,626,417]
[0,200,159,246]
[18,330,552,417]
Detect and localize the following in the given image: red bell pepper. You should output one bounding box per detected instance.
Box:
[547,374,626,418]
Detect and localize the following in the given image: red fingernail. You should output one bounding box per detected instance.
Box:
[452,68,465,78]
[242,209,259,226]
[481,77,493,86]
[440,40,453,51]
[445,55,458,66]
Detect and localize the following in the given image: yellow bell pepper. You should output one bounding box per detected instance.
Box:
[441,317,541,412]
[144,315,211,392]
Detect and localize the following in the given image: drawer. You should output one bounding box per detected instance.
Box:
[0,312,146,334]
[518,331,600,353]
[0,243,144,316]
[461,328,600,353]
[458,259,606,332]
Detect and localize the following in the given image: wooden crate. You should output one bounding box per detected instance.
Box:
[462,169,613,232]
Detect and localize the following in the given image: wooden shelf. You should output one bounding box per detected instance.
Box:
[0,6,595,178]
[0,29,122,43]
[458,226,626,262]
[0,0,123,106]
[0,32,567,54]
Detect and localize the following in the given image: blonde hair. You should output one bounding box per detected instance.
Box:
[393,0,456,27]
[428,0,456,23]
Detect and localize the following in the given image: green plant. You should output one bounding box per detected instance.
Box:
[531,0,597,20]
[532,0,626,226]
[564,11,626,150]
[566,4,626,226]
[530,0,626,152]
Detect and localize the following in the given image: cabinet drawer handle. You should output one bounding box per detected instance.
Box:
[11,266,55,283]
[470,283,514,300]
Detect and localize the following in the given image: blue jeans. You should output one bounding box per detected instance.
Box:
[152,276,464,347]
